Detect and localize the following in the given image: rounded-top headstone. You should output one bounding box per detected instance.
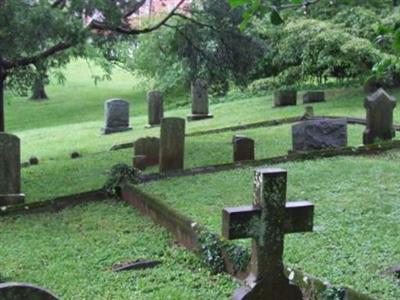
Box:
[0,282,59,300]
[102,99,132,134]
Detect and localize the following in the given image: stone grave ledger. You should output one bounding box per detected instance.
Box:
[303,91,325,104]
[0,133,25,206]
[292,118,348,151]
[233,136,255,162]
[147,91,164,126]
[102,99,132,134]
[187,79,213,121]
[134,137,160,168]
[159,118,185,173]
[0,282,59,300]
[363,88,396,145]
[222,168,314,300]
[274,90,297,107]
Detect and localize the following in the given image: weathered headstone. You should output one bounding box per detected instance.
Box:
[303,106,314,119]
[147,91,164,127]
[0,133,25,206]
[274,90,297,107]
[134,137,160,167]
[222,168,314,300]
[292,119,348,151]
[102,99,132,134]
[133,155,147,171]
[233,136,255,162]
[303,91,325,104]
[187,79,213,121]
[159,118,185,173]
[363,88,396,145]
[0,282,59,300]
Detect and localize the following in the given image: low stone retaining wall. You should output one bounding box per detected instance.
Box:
[0,189,107,217]
[120,183,376,300]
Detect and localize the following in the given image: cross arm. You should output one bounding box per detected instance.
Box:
[222,201,314,240]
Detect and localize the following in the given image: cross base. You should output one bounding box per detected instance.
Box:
[232,280,303,300]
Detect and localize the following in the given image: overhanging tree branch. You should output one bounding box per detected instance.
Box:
[3,42,72,70]
[89,0,186,35]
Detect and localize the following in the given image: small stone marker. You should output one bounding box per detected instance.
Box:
[29,156,39,166]
[70,151,81,159]
[292,119,348,151]
[0,282,59,300]
[187,79,213,121]
[233,136,255,162]
[102,99,132,134]
[159,117,185,173]
[147,91,164,127]
[303,106,314,119]
[363,88,396,145]
[274,90,297,107]
[222,168,314,300]
[0,133,25,206]
[133,155,147,171]
[134,137,160,167]
[303,91,325,104]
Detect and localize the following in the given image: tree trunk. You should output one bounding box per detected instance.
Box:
[0,69,5,132]
[30,76,48,100]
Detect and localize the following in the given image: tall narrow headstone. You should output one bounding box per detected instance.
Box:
[147,91,164,127]
[222,168,314,300]
[159,118,185,173]
[134,137,160,167]
[363,88,396,145]
[233,136,255,162]
[187,79,213,121]
[102,99,132,134]
[0,282,59,300]
[0,133,25,206]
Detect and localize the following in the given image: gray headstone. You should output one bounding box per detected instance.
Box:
[102,99,132,134]
[187,79,213,121]
[233,136,255,162]
[0,133,25,206]
[159,118,185,173]
[147,91,164,126]
[292,119,348,151]
[274,90,297,107]
[303,91,325,104]
[134,137,160,167]
[363,88,396,145]
[0,282,59,300]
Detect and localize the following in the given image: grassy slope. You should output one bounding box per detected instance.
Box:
[0,201,236,300]
[139,152,400,300]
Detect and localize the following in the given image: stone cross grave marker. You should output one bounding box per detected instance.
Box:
[102,99,132,134]
[159,117,185,173]
[133,137,160,170]
[0,133,25,206]
[187,79,213,121]
[147,91,164,127]
[0,282,59,300]
[363,88,396,145]
[222,168,314,300]
[233,135,255,162]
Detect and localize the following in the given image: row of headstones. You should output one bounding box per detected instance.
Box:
[275,90,325,107]
[102,79,213,134]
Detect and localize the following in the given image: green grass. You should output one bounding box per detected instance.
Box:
[138,152,400,300]
[0,201,237,299]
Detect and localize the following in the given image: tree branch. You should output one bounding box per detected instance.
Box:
[3,42,72,70]
[89,0,186,35]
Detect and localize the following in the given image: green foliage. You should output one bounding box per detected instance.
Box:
[131,0,265,95]
[104,163,141,197]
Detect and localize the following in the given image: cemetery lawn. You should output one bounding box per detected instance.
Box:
[139,151,400,300]
[0,201,237,299]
